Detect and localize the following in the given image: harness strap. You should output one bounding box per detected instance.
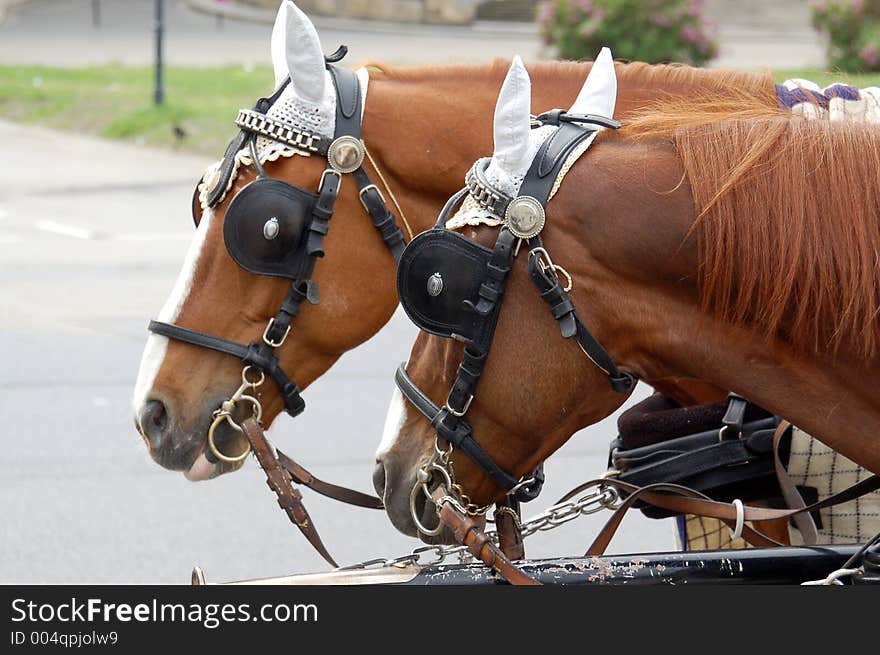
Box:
[527,247,635,393]
[304,170,340,258]
[276,449,384,510]
[584,474,880,556]
[148,321,306,417]
[494,497,526,561]
[241,418,337,567]
[353,167,407,262]
[395,363,543,501]
[772,421,819,543]
[433,487,539,585]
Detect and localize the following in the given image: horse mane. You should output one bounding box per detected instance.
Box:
[622,95,880,357]
[364,59,773,101]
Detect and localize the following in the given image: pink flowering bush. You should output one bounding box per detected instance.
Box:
[537,0,718,65]
[812,0,880,71]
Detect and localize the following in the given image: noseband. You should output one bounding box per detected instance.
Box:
[395,111,636,526]
[149,52,407,462]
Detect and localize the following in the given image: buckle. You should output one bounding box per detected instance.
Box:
[444,391,473,417]
[358,183,386,212]
[319,168,342,193]
[262,318,291,348]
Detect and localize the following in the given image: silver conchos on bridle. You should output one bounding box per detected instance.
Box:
[263,217,280,240]
[504,195,546,239]
[427,272,443,296]
[327,135,365,174]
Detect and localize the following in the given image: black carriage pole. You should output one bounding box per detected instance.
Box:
[154,0,165,106]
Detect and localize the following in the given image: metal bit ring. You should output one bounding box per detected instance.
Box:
[207,413,251,463]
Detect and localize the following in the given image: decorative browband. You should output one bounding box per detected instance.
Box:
[235,109,331,155]
[464,157,512,219]
[464,157,546,240]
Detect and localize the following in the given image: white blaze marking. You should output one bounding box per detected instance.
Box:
[132,208,215,423]
[376,386,406,458]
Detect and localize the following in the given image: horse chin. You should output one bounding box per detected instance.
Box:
[183,443,246,481]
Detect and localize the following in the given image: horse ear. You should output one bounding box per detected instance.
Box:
[270,1,291,88]
[568,47,617,119]
[492,55,532,174]
[283,2,326,104]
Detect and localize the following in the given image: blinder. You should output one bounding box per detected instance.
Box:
[397,229,493,342]
[191,179,204,227]
[223,177,316,279]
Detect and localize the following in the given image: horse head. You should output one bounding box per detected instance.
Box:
[133,1,405,479]
[375,54,648,539]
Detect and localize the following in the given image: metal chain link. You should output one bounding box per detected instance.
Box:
[338,483,618,571]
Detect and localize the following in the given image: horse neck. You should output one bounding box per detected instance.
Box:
[554,139,880,476]
[360,61,773,237]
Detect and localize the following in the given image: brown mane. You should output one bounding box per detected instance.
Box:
[365,58,773,100]
[623,95,880,357]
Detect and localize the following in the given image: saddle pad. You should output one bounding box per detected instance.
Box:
[786,427,880,545]
[678,428,880,550]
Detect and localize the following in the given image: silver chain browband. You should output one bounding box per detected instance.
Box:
[464,157,511,219]
[235,109,329,154]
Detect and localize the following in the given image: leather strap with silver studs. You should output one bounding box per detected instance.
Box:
[235,109,331,154]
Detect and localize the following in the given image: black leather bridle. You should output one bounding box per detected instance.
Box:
[395,111,636,506]
[149,52,407,437]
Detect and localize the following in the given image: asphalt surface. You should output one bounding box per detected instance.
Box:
[0,119,674,583]
[0,0,823,584]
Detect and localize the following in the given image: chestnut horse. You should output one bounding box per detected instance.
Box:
[377,61,880,541]
[133,4,774,481]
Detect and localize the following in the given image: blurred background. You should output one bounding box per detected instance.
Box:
[1,0,876,584]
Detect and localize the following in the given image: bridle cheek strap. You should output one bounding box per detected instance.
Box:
[394,364,544,501]
[527,244,635,393]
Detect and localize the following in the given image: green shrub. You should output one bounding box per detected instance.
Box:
[812,0,880,72]
[536,0,718,66]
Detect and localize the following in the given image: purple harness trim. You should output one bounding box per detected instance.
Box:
[776,82,862,110]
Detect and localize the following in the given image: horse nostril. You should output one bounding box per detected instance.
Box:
[372,460,387,498]
[139,399,169,449]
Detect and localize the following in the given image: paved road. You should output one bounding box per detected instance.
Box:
[0,118,674,584]
[0,0,823,69]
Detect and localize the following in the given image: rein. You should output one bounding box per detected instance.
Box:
[148,54,405,565]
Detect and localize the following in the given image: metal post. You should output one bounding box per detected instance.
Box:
[91,0,101,28]
[154,0,165,106]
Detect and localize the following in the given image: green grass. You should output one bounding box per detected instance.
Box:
[0,64,274,155]
[0,64,878,155]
